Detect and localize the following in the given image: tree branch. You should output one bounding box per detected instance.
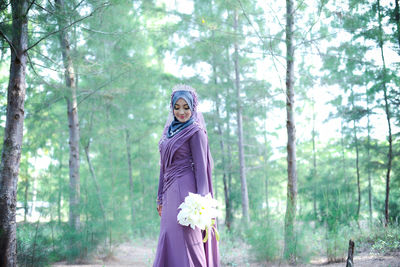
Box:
[26,0,36,15]
[25,2,110,52]
[33,2,54,14]
[0,29,19,57]
[77,69,131,107]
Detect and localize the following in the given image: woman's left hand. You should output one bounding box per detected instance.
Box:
[157,205,162,217]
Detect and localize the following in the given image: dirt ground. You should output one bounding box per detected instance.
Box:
[52,239,400,267]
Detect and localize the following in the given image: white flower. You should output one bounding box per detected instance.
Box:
[177,192,219,231]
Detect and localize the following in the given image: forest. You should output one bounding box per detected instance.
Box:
[0,0,399,266]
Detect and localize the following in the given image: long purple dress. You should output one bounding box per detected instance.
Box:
[153,121,220,267]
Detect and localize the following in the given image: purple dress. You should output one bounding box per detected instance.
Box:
[153,122,220,267]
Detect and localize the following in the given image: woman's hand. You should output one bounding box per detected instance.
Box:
[157,205,162,217]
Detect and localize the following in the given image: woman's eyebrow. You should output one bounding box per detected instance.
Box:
[174,104,189,107]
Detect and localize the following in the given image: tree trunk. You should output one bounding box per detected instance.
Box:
[350,88,361,221]
[23,170,29,223]
[0,1,29,265]
[216,94,232,229]
[311,95,317,220]
[84,140,106,221]
[225,78,234,227]
[225,45,234,226]
[283,0,298,261]
[395,0,400,49]
[346,240,355,267]
[366,89,373,223]
[341,119,349,216]
[378,0,393,227]
[55,0,81,231]
[353,119,361,220]
[233,8,250,223]
[211,38,232,229]
[263,124,270,219]
[125,129,135,228]
[57,150,63,225]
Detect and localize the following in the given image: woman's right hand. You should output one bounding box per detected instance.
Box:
[157,205,162,217]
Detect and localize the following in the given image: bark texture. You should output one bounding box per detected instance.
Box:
[283,0,298,261]
[346,240,355,267]
[0,1,29,266]
[55,0,81,231]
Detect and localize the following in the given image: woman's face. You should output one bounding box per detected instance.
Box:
[173,98,192,123]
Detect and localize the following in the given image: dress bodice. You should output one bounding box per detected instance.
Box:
[171,139,192,163]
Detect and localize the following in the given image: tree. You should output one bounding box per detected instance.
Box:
[233,8,250,223]
[283,0,298,261]
[0,1,29,265]
[55,0,81,232]
[377,0,394,226]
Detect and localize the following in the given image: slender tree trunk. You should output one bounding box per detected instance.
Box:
[23,170,29,223]
[216,108,231,229]
[223,45,234,226]
[225,45,233,202]
[340,119,349,216]
[283,0,298,261]
[366,88,373,224]
[56,0,81,231]
[125,129,135,228]
[350,89,361,220]
[57,150,63,224]
[353,119,361,220]
[263,123,270,218]
[233,8,250,223]
[311,96,317,220]
[84,140,106,220]
[395,0,400,49]
[378,0,393,226]
[225,81,234,226]
[0,1,28,265]
[211,49,232,230]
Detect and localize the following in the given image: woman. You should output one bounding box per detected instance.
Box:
[153,84,220,267]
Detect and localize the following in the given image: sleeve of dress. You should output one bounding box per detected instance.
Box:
[189,130,210,196]
[156,164,164,205]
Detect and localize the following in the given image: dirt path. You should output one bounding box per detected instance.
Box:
[53,240,400,267]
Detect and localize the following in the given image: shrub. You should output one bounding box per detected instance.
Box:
[246,220,281,261]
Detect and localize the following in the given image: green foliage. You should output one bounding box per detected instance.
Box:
[246,219,281,261]
[17,223,52,267]
[356,223,400,255]
[16,221,108,266]
[324,224,351,262]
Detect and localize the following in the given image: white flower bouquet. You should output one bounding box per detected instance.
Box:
[177,192,220,242]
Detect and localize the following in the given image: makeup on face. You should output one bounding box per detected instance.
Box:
[173,98,192,123]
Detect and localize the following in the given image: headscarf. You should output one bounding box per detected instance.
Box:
[167,90,194,138]
[159,84,213,171]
